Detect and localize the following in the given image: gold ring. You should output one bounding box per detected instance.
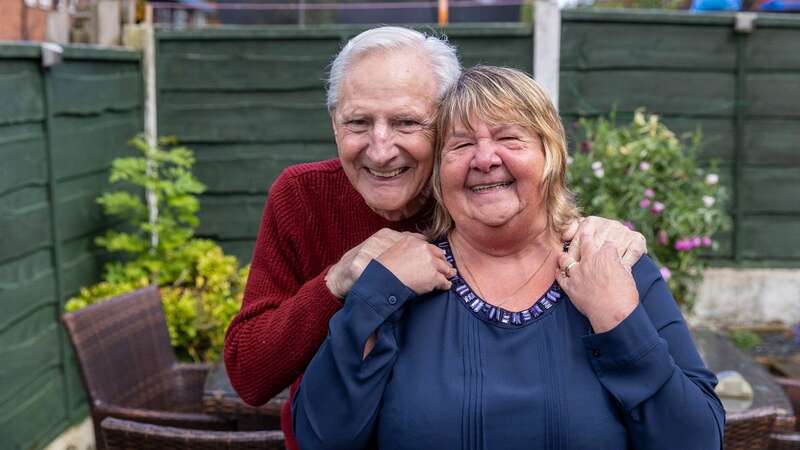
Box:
[564,261,578,277]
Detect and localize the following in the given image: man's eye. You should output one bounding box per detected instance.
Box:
[395,119,423,131]
[345,119,369,130]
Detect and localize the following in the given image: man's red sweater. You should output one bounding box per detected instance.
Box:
[224,159,428,450]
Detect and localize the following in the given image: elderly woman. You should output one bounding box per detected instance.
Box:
[292,66,725,450]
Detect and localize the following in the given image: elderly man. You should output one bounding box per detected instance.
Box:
[224,26,647,450]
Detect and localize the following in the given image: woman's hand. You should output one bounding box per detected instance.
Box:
[376,233,456,295]
[557,239,639,334]
[326,228,406,298]
[561,216,647,269]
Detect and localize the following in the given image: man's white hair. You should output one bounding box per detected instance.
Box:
[326,26,462,111]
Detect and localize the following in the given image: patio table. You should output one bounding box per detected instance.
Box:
[692,327,793,415]
[203,362,288,431]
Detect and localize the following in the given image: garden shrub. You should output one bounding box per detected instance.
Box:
[65,136,248,362]
[567,110,730,310]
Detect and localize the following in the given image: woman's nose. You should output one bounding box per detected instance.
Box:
[470,140,502,172]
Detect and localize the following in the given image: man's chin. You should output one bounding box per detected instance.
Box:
[363,195,415,222]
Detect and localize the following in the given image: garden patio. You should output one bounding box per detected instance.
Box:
[1,8,799,450]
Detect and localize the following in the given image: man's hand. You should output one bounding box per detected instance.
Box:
[376,233,456,295]
[325,228,406,298]
[557,241,639,333]
[560,216,647,269]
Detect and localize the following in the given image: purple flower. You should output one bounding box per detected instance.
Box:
[660,267,672,281]
[692,236,702,248]
[581,141,592,154]
[657,230,669,246]
[702,236,712,247]
[651,201,665,214]
[644,188,655,198]
[640,161,651,171]
[640,199,651,209]
[623,221,635,231]
[674,239,690,252]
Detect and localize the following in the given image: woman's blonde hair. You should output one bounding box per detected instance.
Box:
[428,65,579,239]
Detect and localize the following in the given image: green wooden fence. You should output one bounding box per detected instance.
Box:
[0,44,142,450]
[156,11,800,267]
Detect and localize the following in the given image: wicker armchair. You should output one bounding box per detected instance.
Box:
[62,286,236,449]
[726,408,783,450]
[770,433,800,450]
[101,417,285,450]
[776,377,800,428]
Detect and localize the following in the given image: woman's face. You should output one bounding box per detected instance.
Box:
[332,49,438,222]
[440,117,547,231]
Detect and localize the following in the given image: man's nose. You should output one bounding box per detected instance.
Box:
[366,121,397,164]
[470,140,502,172]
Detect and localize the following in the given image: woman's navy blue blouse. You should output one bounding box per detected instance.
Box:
[293,241,725,450]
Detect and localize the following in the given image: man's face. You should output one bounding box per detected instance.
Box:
[332,49,439,221]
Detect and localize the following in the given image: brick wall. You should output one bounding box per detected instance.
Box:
[0,0,48,41]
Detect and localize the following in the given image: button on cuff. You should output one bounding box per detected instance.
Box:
[388,295,398,305]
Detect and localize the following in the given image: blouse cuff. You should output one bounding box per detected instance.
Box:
[581,303,676,413]
[349,259,417,322]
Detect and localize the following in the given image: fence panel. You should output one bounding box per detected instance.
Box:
[156,15,800,266]
[155,25,532,262]
[0,44,142,450]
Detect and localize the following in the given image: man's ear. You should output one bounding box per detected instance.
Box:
[330,113,338,138]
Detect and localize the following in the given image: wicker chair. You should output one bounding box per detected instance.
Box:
[726,408,782,450]
[101,417,285,450]
[770,433,800,450]
[62,286,236,449]
[776,377,800,429]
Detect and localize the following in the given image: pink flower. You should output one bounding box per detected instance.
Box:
[639,161,651,171]
[640,199,651,209]
[674,240,690,252]
[651,201,665,214]
[702,195,715,207]
[623,221,635,231]
[702,236,712,247]
[644,188,655,198]
[692,236,702,248]
[660,267,672,281]
[657,230,669,246]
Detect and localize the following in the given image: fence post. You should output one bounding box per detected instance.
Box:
[732,13,755,262]
[40,41,72,422]
[534,0,560,109]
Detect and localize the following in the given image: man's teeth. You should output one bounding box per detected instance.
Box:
[369,168,406,178]
[471,181,513,192]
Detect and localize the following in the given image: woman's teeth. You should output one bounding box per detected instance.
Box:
[369,168,406,178]
[471,181,513,193]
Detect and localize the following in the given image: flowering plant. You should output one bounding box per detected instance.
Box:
[566,110,731,309]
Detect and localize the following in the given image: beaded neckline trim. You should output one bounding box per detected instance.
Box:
[437,239,563,327]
